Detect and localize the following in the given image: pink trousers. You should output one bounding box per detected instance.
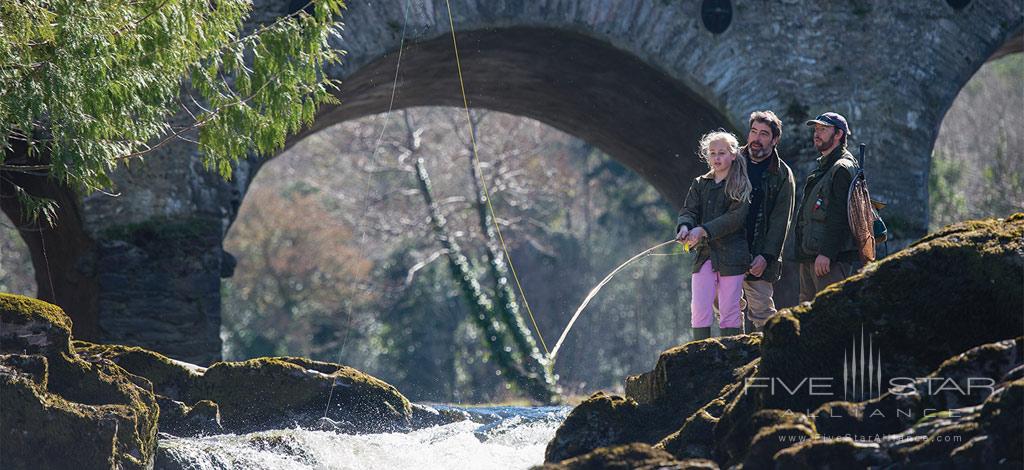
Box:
[691,260,744,328]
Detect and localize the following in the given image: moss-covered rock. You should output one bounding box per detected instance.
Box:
[656,398,725,460]
[759,215,1023,413]
[742,423,816,470]
[548,335,761,464]
[714,408,817,465]
[198,356,412,434]
[156,395,223,436]
[948,378,1024,465]
[657,359,758,461]
[625,335,760,423]
[74,340,204,402]
[813,338,1021,441]
[772,437,893,468]
[536,442,718,470]
[543,392,651,463]
[0,294,160,470]
[0,293,74,358]
[72,341,415,435]
[706,215,1024,464]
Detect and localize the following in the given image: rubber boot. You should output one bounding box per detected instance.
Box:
[720,327,743,337]
[743,316,755,334]
[691,327,711,341]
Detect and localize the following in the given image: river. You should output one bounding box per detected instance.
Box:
[156,405,570,469]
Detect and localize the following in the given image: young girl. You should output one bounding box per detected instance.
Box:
[676,131,752,341]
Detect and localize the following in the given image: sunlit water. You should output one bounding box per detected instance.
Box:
[156,406,569,470]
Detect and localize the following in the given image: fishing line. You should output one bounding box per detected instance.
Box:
[324,0,410,420]
[549,239,679,359]
[38,222,56,303]
[442,0,549,356]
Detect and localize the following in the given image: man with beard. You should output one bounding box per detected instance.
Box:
[795,112,860,302]
[740,111,795,332]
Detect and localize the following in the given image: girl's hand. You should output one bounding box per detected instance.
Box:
[676,226,689,241]
[685,227,706,246]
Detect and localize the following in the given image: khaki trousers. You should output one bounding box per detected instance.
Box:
[798,260,853,303]
[742,280,777,329]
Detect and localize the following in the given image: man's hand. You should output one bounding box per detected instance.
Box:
[749,255,767,277]
[814,254,831,277]
[676,226,689,242]
[684,227,706,246]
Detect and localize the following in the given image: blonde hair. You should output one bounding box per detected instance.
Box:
[698,131,751,202]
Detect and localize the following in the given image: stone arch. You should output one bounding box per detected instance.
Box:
[278,26,734,208]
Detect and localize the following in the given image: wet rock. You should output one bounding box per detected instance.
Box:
[658,358,760,461]
[198,356,412,434]
[814,338,1021,441]
[0,294,159,470]
[544,334,762,463]
[74,340,414,435]
[411,403,471,429]
[536,442,718,470]
[625,334,760,430]
[1,290,416,470]
[544,392,648,463]
[156,395,223,436]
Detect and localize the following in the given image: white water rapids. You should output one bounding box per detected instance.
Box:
[156,406,569,470]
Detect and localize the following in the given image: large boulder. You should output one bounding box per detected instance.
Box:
[544,335,761,463]
[759,214,1023,412]
[543,392,650,463]
[75,342,414,435]
[546,215,1024,468]
[1,290,417,469]
[0,294,160,470]
[75,341,222,436]
[710,214,1024,465]
[199,356,412,434]
[625,334,761,419]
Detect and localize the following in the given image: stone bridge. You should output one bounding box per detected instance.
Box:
[4,0,1021,364]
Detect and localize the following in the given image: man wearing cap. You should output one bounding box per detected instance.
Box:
[795,112,861,302]
[740,111,795,332]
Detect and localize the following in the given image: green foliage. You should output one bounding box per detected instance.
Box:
[928,150,967,229]
[931,54,1023,230]
[0,222,34,296]
[0,0,344,200]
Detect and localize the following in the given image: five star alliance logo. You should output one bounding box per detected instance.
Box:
[843,325,883,402]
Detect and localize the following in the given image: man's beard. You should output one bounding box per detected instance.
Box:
[750,143,772,159]
[815,134,836,153]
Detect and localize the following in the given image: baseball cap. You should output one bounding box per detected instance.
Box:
[805,112,852,136]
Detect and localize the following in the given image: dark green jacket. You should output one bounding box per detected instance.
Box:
[742,145,796,283]
[676,175,751,276]
[795,146,860,262]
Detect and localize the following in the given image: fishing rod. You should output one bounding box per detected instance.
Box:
[548,239,681,360]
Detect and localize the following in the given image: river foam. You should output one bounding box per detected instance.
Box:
[157,405,569,469]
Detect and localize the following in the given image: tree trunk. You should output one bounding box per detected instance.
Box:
[413,157,558,404]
